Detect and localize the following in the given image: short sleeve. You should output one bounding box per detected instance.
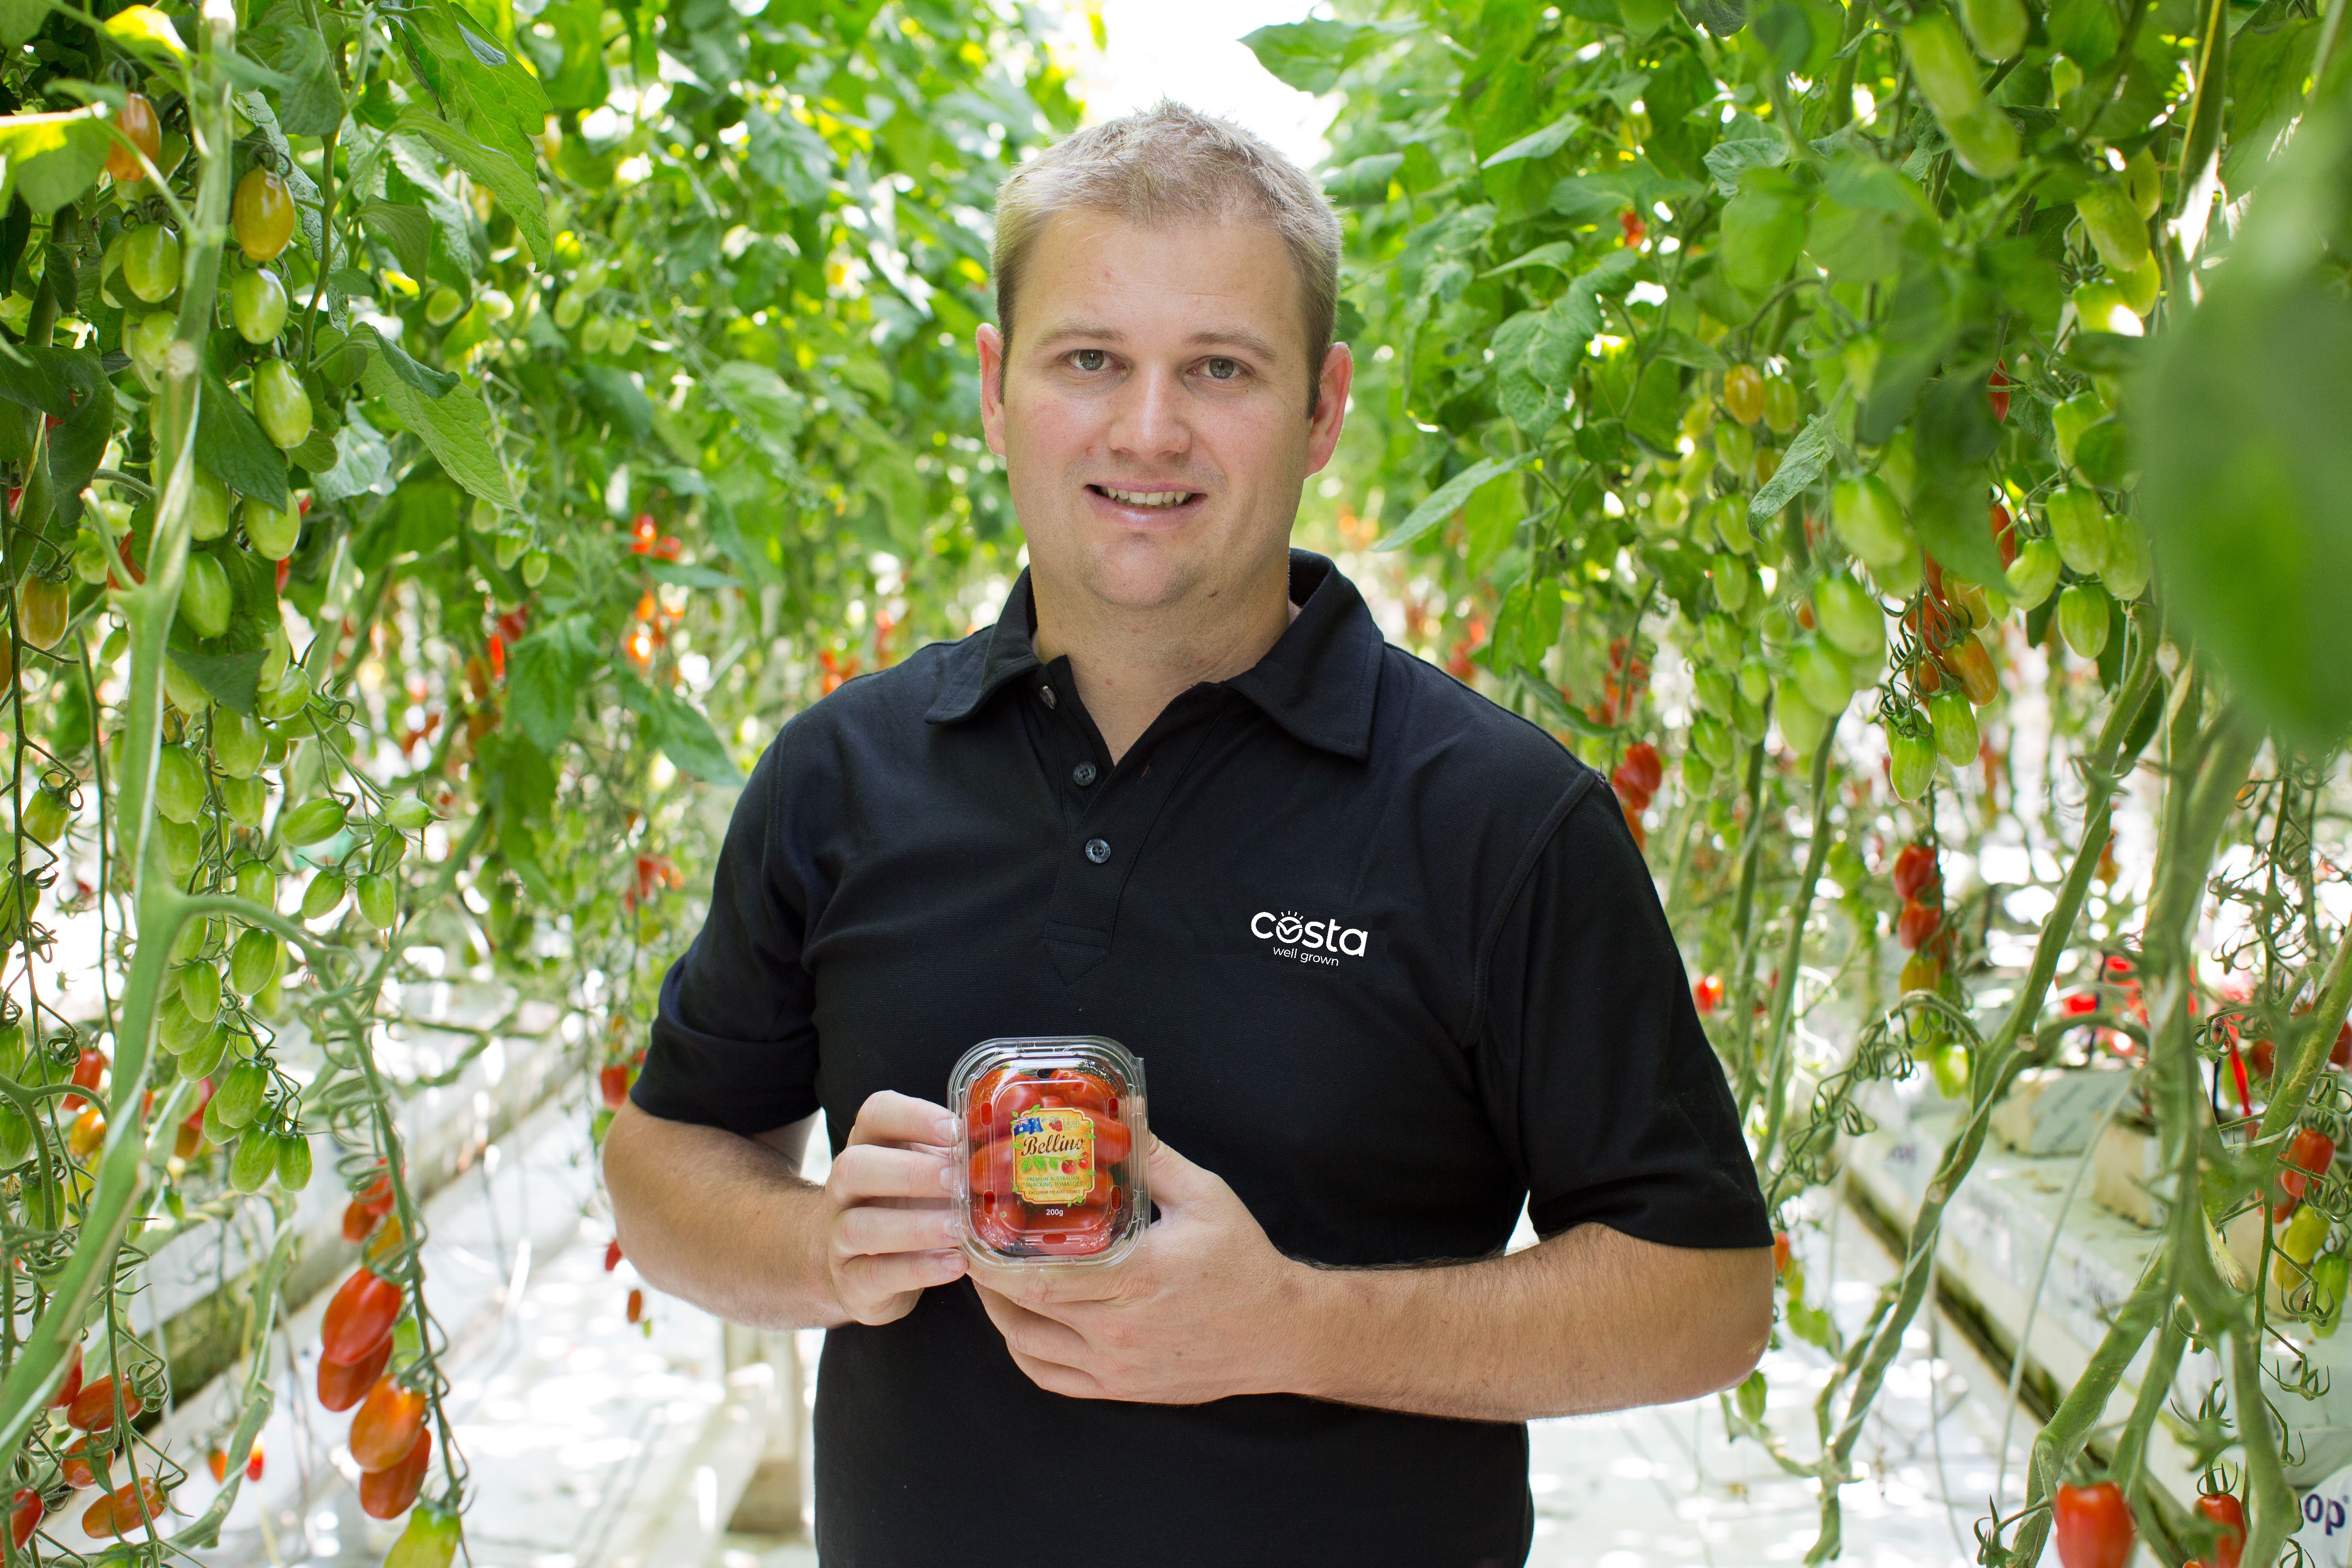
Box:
[629,739,822,1137]
[1476,783,1772,1250]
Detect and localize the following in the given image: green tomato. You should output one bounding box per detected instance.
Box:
[22,787,69,845]
[281,797,346,847]
[253,360,313,450]
[1690,713,1735,772]
[177,1020,231,1082]
[181,552,233,639]
[2123,146,2163,219]
[229,1131,279,1192]
[426,285,466,325]
[1775,678,1829,756]
[73,528,111,585]
[156,745,205,823]
[229,268,289,344]
[122,224,181,304]
[211,707,264,780]
[2004,537,2062,608]
[2104,513,2152,600]
[386,797,437,831]
[212,1060,268,1131]
[384,1501,463,1568]
[1711,555,1752,614]
[1693,665,1736,718]
[126,310,176,377]
[1759,376,1800,436]
[1929,689,1979,768]
[1958,0,2027,57]
[1732,689,1768,743]
[1902,12,1985,120]
[2075,183,2152,276]
[356,872,398,931]
[164,655,213,715]
[1790,640,1855,716]
[493,532,528,570]
[1812,574,1885,661]
[1737,657,1772,705]
[610,317,638,354]
[2053,394,2111,477]
[189,466,232,542]
[521,550,550,587]
[1831,475,1912,569]
[2047,488,2111,577]
[230,928,283,996]
[2316,1252,2349,1337]
[1942,106,2021,180]
[234,858,278,912]
[552,286,587,329]
[2285,1201,2333,1265]
[2116,252,2160,316]
[302,872,346,920]
[275,1131,313,1190]
[1887,721,1937,802]
[2058,584,2113,659]
[243,496,302,560]
[1701,615,1745,670]
[178,962,221,1023]
[220,773,268,828]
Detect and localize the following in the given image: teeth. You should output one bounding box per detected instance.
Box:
[1101,487,1192,508]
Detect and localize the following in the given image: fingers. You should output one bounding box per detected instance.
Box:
[973,1283,1094,1367]
[846,1089,958,1150]
[1139,1133,1225,1212]
[836,1247,966,1316]
[1005,1346,1107,1401]
[827,1142,958,1205]
[836,1201,960,1258]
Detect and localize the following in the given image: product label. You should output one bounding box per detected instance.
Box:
[1012,1107,1094,1206]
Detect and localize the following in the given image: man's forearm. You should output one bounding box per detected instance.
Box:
[603,1101,849,1330]
[1286,1224,1773,1422]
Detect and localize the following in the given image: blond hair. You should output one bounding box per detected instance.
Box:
[991,100,1343,412]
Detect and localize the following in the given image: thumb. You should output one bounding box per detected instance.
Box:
[1141,1133,1222,1212]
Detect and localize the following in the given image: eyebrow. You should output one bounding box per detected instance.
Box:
[1030,323,1287,363]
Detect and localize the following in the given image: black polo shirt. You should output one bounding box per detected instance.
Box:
[632,549,1768,1568]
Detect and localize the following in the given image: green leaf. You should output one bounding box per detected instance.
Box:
[1749,412,1836,520]
[196,376,290,509]
[506,617,598,753]
[1481,240,1585,278]
[167,647,267,716]
[1324,152,1405,205]
[1241,19,1417,93]
[1720,168,1811,295]
[1377,453,1539,552]
[1463,471,1528,576]
[708,360,807,464]
[1504,665,1618,735]
[1651,329,1728,370]
[743,105,832,208]
[2046,0,2119,67]
[358,199,435,284]
[391,107,550,266]
[352,322,457,398]
[578,363,653,441]
[102,5,187,61]
[619,671,743,784]
[250,8,347,137]
[0,111,111,217]
[1481,113,1585,169]
[361,354,514,511]
[0,0,42,49]
[648,558,737,591]
[314,410,392,503]
[1680,0,1748,35]
[0,343,72,417]
[395,0,552,172]
[1703,137,1785,196]
[2222,19,2316,189]
[31,348,109,531]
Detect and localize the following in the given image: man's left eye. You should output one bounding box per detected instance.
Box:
[1204,357,1241,380]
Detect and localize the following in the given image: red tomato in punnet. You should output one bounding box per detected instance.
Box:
[2053,1479,2134,1568]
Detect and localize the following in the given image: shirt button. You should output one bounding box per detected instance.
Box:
[1039,682,1057,709]
[1084,837,1110,864]
[1072,762,1098,787]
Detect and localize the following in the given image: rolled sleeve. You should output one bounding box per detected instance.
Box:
[629,740,822,1137]
[1476,781,1772,1251]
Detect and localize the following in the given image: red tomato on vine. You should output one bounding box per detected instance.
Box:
[2193,1491,2244,1568]
[2053,1479,2134,1568]
[1619,209,1646,246]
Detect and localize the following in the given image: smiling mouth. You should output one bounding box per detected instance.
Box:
[1088,484,1202,511]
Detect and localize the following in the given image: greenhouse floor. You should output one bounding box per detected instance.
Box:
[166,1101,2037,1568]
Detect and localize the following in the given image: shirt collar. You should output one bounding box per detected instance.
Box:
[927,549,1381,761]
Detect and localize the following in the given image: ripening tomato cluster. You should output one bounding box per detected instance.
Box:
[818,645,863,695]
[316,1263,435,1519]
[19,1341,172,1543]
[1608,743,1663,851]
[964,1067,1136,1259]
[1589,635,1652,729]
[628,512,683,561]
[620,853,681,914]
[1890,841,1952,991]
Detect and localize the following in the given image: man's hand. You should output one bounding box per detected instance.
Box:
[820,1090,969,1326]
[968,1135,1314,1404]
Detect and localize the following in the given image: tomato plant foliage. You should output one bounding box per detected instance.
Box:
[1264,0,2349,1560]
[0,0,1070,1556]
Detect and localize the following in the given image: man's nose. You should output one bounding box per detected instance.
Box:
[1104,364,1192,462]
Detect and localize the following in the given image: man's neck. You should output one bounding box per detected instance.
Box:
[1031,572,1300,765]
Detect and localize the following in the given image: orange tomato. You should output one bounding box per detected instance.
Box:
[349,1378,428,1472]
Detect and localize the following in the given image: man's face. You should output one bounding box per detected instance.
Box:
[978,212,1351,616]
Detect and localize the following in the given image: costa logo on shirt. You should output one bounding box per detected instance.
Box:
[1250,909,1370,963]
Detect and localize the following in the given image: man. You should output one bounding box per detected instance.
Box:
[606,102,1773,1566]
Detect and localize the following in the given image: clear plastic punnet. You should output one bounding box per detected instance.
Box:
[949,1036,1148,1268]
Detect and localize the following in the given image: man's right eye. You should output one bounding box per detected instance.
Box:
[1070,350,1107,372]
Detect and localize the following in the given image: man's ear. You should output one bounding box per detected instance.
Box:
[1305,342,1354,475]
[977,323,1008,459]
